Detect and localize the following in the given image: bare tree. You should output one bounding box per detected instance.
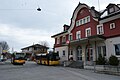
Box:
[39,41,49,47]
[0,41,9,51]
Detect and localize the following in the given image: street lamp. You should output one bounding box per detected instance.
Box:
[37,8,41,11]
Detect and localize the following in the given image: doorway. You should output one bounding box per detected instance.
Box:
[76,46,82,61]
[86,45,93,65]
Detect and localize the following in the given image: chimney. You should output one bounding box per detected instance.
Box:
[63,24,69,31]
[91,6,95,10]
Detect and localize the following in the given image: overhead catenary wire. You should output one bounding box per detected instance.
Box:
[0,0,41,11]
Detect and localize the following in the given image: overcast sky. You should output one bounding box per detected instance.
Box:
[0,0,119,52]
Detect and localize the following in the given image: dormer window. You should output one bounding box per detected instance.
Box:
[106,3,120,14]
[109,7,114,13]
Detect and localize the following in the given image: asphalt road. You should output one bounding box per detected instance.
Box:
[0,61,120,80]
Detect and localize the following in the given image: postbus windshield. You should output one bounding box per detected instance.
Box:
[13,53,26,59]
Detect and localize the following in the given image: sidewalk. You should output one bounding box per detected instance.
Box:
[61,67,120,80]
[84,65,120,76]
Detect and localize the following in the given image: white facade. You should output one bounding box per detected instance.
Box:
[105,37,120,59]
[55,46,68,62]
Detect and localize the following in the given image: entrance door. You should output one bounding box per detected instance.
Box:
[76,46,82,61]
[86,45,93,65]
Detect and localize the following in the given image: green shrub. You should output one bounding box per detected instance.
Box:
[109,55,119,66]
[96,54,106,65]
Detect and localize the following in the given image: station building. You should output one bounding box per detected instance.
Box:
[51,3,120,65]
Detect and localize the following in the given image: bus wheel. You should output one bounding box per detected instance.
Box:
[13,63,16,65]
[21,63,24,65]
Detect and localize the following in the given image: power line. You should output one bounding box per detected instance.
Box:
[0,8,41,11]
[0,9,35,10]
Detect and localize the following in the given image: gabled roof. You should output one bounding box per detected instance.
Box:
[51,24,69,38]
[51,2,100,38]
[21,44,49,50]
[68,2,100,33]
[99,3,120,20]
[99,10,120,20]
[51,31,68,38]
[106,3,120,9]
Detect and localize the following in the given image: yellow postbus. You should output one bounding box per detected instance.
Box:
[11,52,26,65]
[35,52,60,66]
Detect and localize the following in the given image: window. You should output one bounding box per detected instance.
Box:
[34,47,37,50]
[63,50,65,56]
[86,28,91,37]
[115,44,120,55]
[110,23,115,29]
[76,16,90,27]
[62,36,66,43]
[97,46,101,55]
[97,46,106,57]
[109,7,114,13]
[97,24,104,35]
[87,16,90,22]
[69,33,72,41]
[70,50,73,55]
[76,31,81,39]
[57,38,60,44]
[80,19,83,25]
[76,20,79,27]
[83,18,86,24]
[77,46,82,61]
[102,46,106,56]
